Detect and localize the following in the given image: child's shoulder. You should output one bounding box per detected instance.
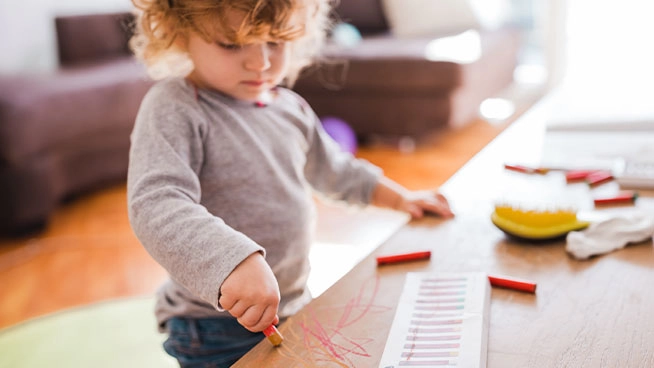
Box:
[143,78,196,106]
[275,87,314,116]
[137,78,205,128]
[139,78,204,117]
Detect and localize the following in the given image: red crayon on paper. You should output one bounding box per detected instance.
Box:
[488,274,537,293]
[565,169,598,182]
[376,251,432,266]
[504,163,549,174]
[585,170,613,186]
[593,191,638,206]
[263,324,283,346]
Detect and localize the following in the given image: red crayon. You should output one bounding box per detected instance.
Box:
[488,274,537,293]
[565,169,598,182]
[585,170,613,186]
[504,163,548,174]
[593,191,638,206]
[263,324,283,346]
[376,251,432,266]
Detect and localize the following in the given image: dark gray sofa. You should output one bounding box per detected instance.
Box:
[293,0,521,139]
[0,12,153,235]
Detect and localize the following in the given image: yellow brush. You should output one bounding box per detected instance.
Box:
[491,204,591,241]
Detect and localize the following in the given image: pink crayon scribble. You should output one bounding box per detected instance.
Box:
[288,276,391,367]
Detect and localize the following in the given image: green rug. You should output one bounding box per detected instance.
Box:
[0,296,177,368]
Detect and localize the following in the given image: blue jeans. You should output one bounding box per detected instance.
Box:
[163,317,264,368]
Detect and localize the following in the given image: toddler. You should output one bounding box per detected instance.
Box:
[127,0,453,366]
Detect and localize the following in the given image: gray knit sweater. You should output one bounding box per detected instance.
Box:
[127,78,382,328]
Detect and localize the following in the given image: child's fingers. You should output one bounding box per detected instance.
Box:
[239,305,278,332]
[411,194,453,218]
[236,305,265,331]
[406,203,424,219]
[429,204,454,218]
[434,192,450,206]
[218,293,238,312]
[223,298,248,319]
[427,200,454,217]
[217,252,281,331]
[220,291,280,332]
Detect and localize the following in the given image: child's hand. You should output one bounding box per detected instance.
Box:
[398,190,454,219]
[371,177,454,219]
[219,252,280,333]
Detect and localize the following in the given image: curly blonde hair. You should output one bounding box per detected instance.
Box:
[130,0,332,85]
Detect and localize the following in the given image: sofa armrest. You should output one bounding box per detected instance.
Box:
[55,12,135,67]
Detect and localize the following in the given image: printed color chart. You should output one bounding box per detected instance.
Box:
[378,272,490,367]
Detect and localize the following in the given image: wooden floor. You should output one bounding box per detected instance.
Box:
[0,116,523,330]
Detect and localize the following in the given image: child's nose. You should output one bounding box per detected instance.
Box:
[244,44,271,71]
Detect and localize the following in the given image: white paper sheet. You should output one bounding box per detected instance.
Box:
[378,272,490,367]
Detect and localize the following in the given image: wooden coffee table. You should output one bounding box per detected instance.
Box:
[234,96,654,367]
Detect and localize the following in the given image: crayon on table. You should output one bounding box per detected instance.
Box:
[565,169,598,182]
[593,191,638,206]
[376,251,431,266]
[263,324,283,346]
[504,163,549,174]
[488,274,537,293]
[585,170,613,186]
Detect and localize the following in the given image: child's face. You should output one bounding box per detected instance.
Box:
[185,11,292,101]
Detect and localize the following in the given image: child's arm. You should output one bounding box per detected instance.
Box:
[371,176,454,219]
[218,252,281,332]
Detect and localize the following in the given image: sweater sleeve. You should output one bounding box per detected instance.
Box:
[127,84,264,309]
[298,97,383,205]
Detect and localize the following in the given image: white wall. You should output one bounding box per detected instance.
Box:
[0,0,132,73]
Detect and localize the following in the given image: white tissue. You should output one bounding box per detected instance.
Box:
[566,214,654,260]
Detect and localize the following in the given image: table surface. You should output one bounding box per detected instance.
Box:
[234,95,654,368]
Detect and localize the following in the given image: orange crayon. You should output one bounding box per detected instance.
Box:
[263,324,283,346]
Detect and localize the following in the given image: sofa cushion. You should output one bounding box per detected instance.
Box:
[0,58,152,164]
[55,12,134,67]
[334,0,388,34]
[298,29,516,94]
[294,28,520,138]
[381,0,480,37]
[0,11,152,234]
